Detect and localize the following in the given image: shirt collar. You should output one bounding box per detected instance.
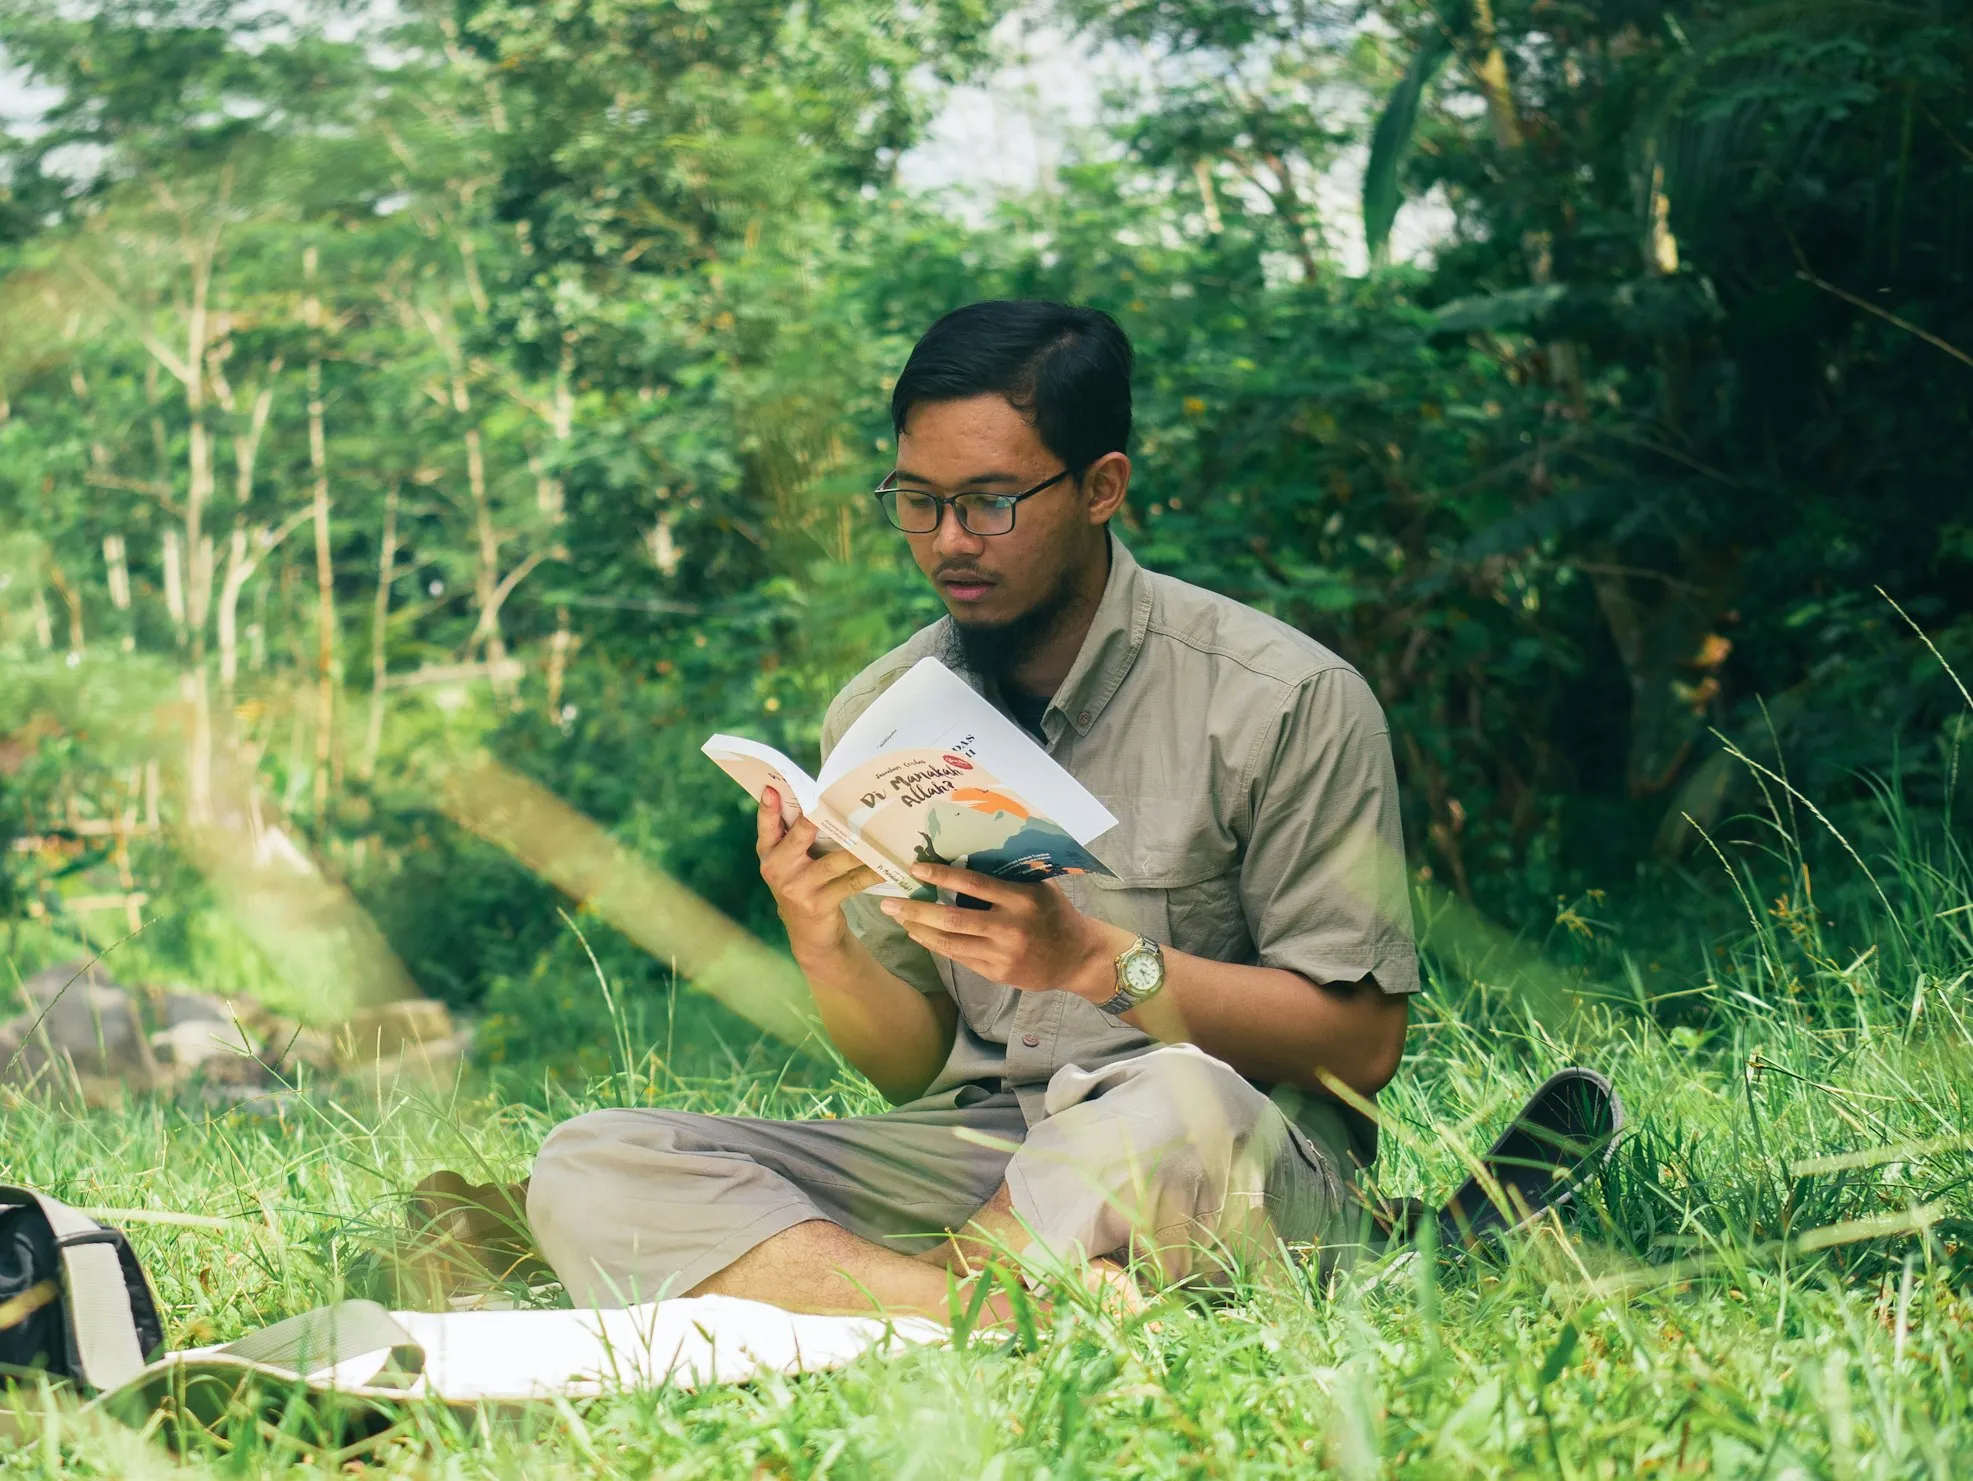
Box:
[1044,531,1153,738]
[934,530,1153,740]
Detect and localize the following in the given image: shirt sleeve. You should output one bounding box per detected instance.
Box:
[820,683,950,1000]
[1238,668,1419,996]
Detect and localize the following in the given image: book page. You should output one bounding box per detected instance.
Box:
[701,734,921,896]
[700,735,821,829]
[820,658,1118,847]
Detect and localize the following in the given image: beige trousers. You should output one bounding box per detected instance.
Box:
[528,1044,1352,1308]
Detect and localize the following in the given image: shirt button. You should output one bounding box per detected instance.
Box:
[1020,1032,1041,1049]
[1077,711,1092,727]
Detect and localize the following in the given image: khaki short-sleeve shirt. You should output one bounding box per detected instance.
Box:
[821,536,1418,1152]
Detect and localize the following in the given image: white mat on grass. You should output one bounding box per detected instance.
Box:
[165,1296,946,1404]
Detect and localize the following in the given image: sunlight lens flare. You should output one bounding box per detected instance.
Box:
[436,757,824,1053]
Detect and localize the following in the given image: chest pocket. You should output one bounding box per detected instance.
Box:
[1080,796,1250,965]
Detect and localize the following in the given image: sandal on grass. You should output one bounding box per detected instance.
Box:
[1370,1068,1625,1255]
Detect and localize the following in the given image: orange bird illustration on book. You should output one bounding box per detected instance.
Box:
[947,787,1029,820]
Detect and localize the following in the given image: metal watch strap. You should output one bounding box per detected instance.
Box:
[1097,936,1163,1016]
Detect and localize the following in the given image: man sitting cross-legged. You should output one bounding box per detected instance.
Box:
[527,300,1418,1320]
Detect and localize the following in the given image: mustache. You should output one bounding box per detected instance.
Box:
[934,564,995,582]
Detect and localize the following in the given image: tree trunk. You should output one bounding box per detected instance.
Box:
[305,245,337,815]
[536,334,574,713]
[218,526,252,705]
[362,484,399,782]
[166,181,224,826]
[182,205,216,846]
[1192,157,1225,236]
[1467,0,1524,153]
[546,607,572,718]
[1645,159,1680,276]
[466,426,501,657]
[162,529,187,635]
[45,560,85,656]
[465,422,513,702]
[214,365,279,705]
[102,535,131,612]
[1586,550,1738,798]
[1259,149,1324,281]
[218,506,311,708]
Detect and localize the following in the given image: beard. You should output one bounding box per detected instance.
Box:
[947,561,1085,683]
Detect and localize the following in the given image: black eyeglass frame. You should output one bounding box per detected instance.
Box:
[872,468,1074,536]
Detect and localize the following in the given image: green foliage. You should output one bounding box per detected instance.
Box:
[1058,0,1973,917]
[0,0,1968,1000]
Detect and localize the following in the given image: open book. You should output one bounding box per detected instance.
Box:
[703,657,1117,898]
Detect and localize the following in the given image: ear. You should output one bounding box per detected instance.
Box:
[1079,451,1131,525]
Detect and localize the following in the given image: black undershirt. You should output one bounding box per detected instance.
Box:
[1002,686,1051,741]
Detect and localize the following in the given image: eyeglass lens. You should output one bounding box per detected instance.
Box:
[881,489,1016,535]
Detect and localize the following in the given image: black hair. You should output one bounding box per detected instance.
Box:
[890,300,1133,474]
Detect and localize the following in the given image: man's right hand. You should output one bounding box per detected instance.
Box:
[755,785,956,1104]
[756,787,883,962]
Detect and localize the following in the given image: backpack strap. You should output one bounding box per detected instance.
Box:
[0,1187,147,1394]
[216,1301,424,1388]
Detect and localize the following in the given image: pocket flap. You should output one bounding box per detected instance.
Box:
[1086,794,1236,891]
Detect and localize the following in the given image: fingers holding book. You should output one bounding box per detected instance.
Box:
[881,861,1133,998]
[755,786,816,856]
[755,786,789,852]
[758,787,884,960]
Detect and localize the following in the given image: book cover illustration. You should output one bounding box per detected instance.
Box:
[831,749,1113,888]
[702,658,1119,900]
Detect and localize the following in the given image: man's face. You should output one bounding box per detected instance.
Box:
[892,395,1095,631]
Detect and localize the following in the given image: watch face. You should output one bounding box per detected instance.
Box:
[1123,949,1162,994]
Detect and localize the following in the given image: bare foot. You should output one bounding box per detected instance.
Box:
[955,1268,1041,1331]
[1078,1257,1147,1317]
[956,1259,1152,1331]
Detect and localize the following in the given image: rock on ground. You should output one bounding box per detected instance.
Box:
[3,960,463,1105]
[1,961,164,1105]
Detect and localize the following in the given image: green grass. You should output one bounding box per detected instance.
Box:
[3,794,1971,1477]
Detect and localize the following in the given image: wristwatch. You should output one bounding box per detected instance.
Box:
[1096,935,1166,1016]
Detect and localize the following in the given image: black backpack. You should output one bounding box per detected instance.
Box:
[0,1186,164,1396]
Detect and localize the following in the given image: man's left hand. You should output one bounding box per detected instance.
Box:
[880,862,1134,1001]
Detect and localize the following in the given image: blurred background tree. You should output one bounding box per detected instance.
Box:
[1,0,1967,1058]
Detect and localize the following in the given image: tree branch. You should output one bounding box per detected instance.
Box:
[1796,267,1973,369]
[68,259,194,386]
[468,544,567,649]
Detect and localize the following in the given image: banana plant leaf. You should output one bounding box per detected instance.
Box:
[1363,3,1471,265]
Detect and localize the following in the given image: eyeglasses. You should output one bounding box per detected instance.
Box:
[873,469,1072,536]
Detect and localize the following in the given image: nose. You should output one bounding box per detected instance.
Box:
[929,503,986,560]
